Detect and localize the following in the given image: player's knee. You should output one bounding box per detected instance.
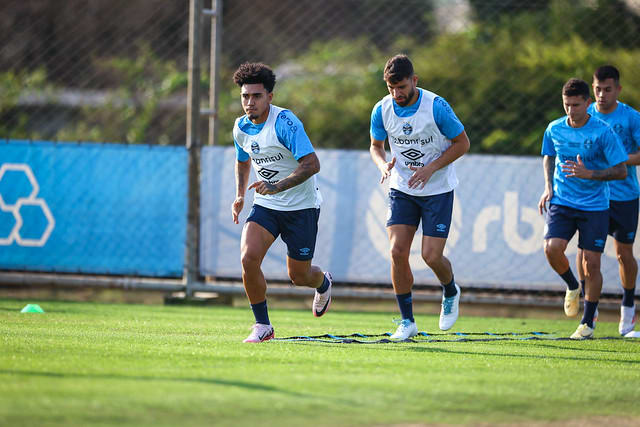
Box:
[288,270,310,287]
[240,251,261,271]
[389,246,410,263]
[421,249,442,266]
[544,240,562,258]
[583,255,601,275]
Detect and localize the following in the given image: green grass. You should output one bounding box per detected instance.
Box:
[1,298,639,427]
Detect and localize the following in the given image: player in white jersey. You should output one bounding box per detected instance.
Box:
[230,63,332,343]
[369,55,470,339]
[574,66,640,336]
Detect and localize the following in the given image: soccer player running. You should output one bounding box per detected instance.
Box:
[369,55,470,340]
[538,78,627,339]
[231,62,332,343]
[573,66,640,336]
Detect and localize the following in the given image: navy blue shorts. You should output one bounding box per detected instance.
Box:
[609,198,639,244]
[544,204,608,252]
[386,189,453,238]
[246,204,319,261]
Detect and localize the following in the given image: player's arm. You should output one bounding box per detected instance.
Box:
[561,155,627,181]
[232,158,251,224]
[538,155,554,215]
[626,150,640,166]
[370,136,396,184]
[250,152,320,195]
[407,130,470,189]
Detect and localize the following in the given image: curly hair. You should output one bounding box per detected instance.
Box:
[233,62,276,93]
[562,78,590,100]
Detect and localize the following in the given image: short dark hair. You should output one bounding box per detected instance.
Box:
[233,62,276,93]
[594,65,620,85]
[383,54,414,84]
[562,78,590,100]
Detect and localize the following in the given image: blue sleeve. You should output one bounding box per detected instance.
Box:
[234,140,249,162]
[602,127,629,166]
[541,126,556,156]
[370,103,387,141]
[274,110,315,160]
[630,107,640,150]
[433,97,465,139]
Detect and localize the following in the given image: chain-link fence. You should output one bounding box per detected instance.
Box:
[2,0,640,153]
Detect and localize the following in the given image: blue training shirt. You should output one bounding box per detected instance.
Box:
[588,101,640,201]
[541,115,628,211]
[234,109,315,162]
[370,90,464,141]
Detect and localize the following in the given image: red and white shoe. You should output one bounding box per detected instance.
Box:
[619,304,637,336]
[243,323,274,343]
[312,272,332,317]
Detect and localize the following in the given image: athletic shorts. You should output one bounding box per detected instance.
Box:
[609,198,639,244]
[544,203,608,252]
[246,204,319,261]
[386,188,453,238]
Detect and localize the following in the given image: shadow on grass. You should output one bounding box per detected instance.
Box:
[0,369,314,398]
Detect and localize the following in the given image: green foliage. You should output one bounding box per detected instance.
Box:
[0,69,49,139]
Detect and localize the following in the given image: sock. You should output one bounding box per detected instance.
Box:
[581,300,599,328]
[442,277,457,298]
[316,274,330,294]
[580,280,585,297]
[250,300,270,325]
[395,292,414,323]
[560,269,580,291]
[622,286,636,308]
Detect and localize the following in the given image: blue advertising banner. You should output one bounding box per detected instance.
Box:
[0,140,187,277]
[201,146,638,293]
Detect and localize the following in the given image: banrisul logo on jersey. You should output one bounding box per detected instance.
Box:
[251,141,260,154]
[402,122,412,135]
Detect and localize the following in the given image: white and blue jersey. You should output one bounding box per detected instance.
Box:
[370,88,465,196]
[541,115,628,211]
[588,101,640,201]
[233,104,322,211]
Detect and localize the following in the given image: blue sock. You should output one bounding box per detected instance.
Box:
[442,277,457,298]
[581,300,599,328]
[395,292,414,323]
[622,287,636,307]
[250,300,270,325]
[560,269,580,291]
[316,274,330,294]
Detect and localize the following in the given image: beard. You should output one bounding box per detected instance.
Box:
[395,87,415,107]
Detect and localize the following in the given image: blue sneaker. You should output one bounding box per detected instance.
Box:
[439,283,460,331]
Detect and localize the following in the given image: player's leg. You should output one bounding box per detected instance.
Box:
[240,207,278,343]
[280,208,332,317]
[570,208,608,339]
[576,249,585,292]
[419,190,459,330]
[385,189,421,339]
[543,204,580,316]
[609,199,638,335]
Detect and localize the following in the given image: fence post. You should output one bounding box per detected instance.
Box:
[207,0,222,146]
[185,0,203,297]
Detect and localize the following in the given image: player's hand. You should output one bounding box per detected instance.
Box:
[538,190,552,215]
[231,196,244,224]
[561,155,591,179]
[248,181,279,195]
[408,164,434,189]
[379,157,396,184]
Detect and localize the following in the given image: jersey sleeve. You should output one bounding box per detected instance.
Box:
[274,110,315,160]
[433,97,465,139]
[541,125,556,156]
[629,107,640,150]
[370,102,387,141]
[234,139,249,162]
[602,127,629,166]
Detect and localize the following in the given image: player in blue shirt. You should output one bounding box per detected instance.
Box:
[231,63,332,343]
[538,78,628,339]
[370,55,470,339]
[575,66,640,336]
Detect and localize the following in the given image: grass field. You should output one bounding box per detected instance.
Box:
[1,298,640,427]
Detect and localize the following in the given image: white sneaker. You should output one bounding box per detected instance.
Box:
[312,272,332,317]
[439,283,461,331]
[243,323,274,343]
[390,319,418,340]
[619,304,637,336]
[570,323,594,339]
[564,288,580,317]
